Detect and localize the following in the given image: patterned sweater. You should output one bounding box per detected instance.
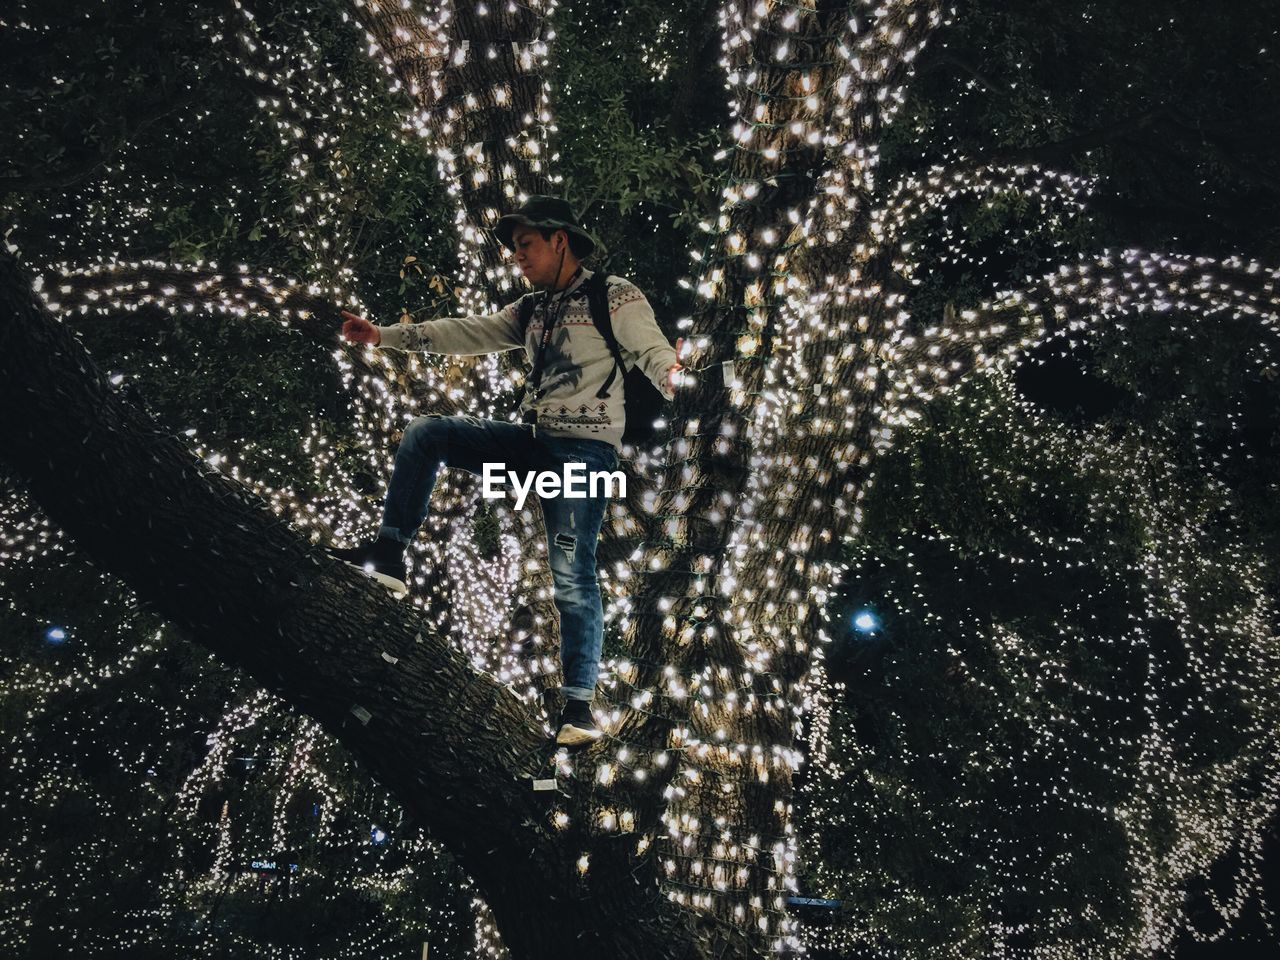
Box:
[376,269,677,451]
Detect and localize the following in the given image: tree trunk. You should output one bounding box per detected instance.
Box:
[0,252,757,960]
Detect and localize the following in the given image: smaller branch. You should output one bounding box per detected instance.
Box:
[873,162,1094,254]
[876,142,1272,261]
[884,250,1280,418]
[841,2,948,144]
[39,259,340,334]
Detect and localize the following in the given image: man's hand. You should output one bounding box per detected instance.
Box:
[340,310,381,346]
[667,336,693,390]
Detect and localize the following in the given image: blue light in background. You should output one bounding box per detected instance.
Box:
[371,826,387,845]
[45,626,68,645]
[852,609,879,634]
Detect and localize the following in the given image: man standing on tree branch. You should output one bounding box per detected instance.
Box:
[332,196,685,746]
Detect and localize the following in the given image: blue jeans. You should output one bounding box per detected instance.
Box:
[378,415,619,702]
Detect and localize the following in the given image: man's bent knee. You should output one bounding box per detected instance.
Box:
[400,414,450,450]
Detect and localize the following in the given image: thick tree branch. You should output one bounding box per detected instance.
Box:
[349,0,550,290]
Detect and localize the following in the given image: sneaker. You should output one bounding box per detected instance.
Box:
[329,537,409,596]
[555,699,601,747]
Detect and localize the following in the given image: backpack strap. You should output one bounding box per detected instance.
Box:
[584,274,628,400]
[511,290,558,416]
[516,292,538,337]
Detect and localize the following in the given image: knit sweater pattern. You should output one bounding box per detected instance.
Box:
[376,269,677,451]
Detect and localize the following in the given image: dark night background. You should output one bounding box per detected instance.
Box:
[2,0,1278,957]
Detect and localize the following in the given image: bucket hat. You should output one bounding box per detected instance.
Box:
[494,195,597,259]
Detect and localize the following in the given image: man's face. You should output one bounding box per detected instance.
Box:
[511,224,569,288]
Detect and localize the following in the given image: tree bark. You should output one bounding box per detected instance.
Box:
[591,3,949,937]
[0,247,759,959]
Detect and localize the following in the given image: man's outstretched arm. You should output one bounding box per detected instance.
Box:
[607,282,684,397]
[341,302,525,356]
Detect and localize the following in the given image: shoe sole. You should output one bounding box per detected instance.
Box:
[340,560,408,597]
[555,724,602,747]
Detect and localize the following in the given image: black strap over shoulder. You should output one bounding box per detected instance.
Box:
[581,273,628,400]
[516,273,627,400]
[515,291,538,335]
